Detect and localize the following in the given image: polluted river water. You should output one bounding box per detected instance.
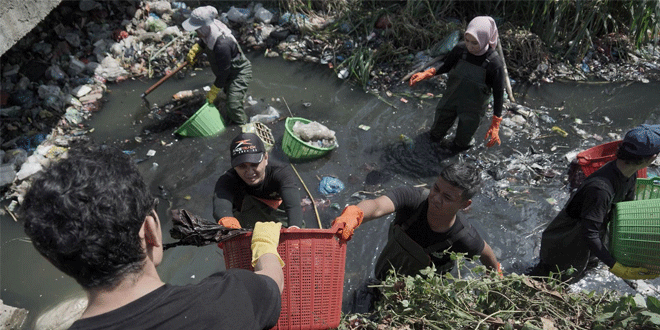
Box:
[2,52,660,327]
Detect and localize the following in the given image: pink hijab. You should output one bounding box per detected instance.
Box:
[465,16,498,56]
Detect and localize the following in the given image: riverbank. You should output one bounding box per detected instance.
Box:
[2,1,659,203]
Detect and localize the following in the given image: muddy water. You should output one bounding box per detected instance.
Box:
[2,52,660,326]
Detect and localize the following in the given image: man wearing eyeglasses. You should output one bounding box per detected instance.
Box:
[21,143,284,329]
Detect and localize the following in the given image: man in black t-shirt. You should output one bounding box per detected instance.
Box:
[333,163,500,280]
[21,143,284,330]
[214,132,303,229]
[532,124,660,281]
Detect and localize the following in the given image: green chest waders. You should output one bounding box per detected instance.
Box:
[430,51,496,148]
[374,200,469,280]
[207,44,252,125]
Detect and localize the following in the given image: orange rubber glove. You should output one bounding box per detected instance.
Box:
[218,216,241,229]
[217,217,241,249]
[331,205,364,241]
[409,67,436,86]
[484,115,503,147]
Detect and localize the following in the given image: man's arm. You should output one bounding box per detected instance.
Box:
[356,195,396,223]
[479,241,500,270]
[279,186,303,227]
[213,173,238,220]
[254,254,284,293]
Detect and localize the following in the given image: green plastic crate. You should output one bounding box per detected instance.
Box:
[610,199,660,273]
[175,103,225,137]
[282,117,336,161]
[636,177,660,200]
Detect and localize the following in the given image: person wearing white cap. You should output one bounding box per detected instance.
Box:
[531,124,660,282]
[182,5,252,125]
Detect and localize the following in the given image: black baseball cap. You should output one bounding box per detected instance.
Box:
[621,124,660,157]
[230,133,265,167]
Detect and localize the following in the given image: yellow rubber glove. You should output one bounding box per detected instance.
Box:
[206,84,221,104]
[409,67,436,86]
[331,205,364,241]
[610,262,658,280]
[186,43,202,66]
[484,115,503,147]
[251,222,284,268]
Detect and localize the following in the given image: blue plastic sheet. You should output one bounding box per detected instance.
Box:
[319,176,344,196]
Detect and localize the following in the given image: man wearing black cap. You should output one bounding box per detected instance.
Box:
[182,5,252,125]
[531,124,660,281]
[213,133,304,229]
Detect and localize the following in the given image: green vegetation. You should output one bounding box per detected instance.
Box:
[338,254,660,329]
[277,0,660,86]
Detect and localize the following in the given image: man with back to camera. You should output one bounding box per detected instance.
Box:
[530,124,660,281]
[213,132,304,229]
[183,5,252,125]
[332,162,501,280]
[20,143,284,329]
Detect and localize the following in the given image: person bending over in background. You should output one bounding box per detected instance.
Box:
[183,5,252,125]
[213,132,304,229]
[530,124,660,282]
[409,16,505,155]
[333,162,501,280]
[21,143,283,329]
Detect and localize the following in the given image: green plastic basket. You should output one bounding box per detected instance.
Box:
[610,199,660,273]
[636,177,660,200]
[175,103,225,137]
[282,117,336,161]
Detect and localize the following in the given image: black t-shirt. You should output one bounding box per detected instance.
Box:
[69,269,281,330]
[386,186,485,267]
[431,42,505,117]
[213,159,303,227]
[565,160,636,267]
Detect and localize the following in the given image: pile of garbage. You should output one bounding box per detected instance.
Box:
[2,0,659,208]
[292,120,338,149]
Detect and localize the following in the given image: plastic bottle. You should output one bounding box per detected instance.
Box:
[173,89,201,100]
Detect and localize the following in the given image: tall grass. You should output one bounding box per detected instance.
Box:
[284,0,660,62]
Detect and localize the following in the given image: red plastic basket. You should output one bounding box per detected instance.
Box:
[576,140,647,178]
[223,226,347,330]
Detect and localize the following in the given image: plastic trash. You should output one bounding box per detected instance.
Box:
[227,6,249,23]
[249,106,280,123]
[147,17,167,32]
[255,7,273,23]
[551,126,568,137]
[319,176,344,196]
[16,161,43,181]
[430,30,460,57]
[581,62,590,73]
[292,121,335,141]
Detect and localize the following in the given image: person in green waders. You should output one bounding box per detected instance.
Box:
[529,125,660,282]
[333,162,501,282]
[182,6,252,125]
[409,16,505,154]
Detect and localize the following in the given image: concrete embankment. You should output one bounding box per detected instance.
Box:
[0,0,62,56]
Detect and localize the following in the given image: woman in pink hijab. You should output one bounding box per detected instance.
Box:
[409,16,506,155]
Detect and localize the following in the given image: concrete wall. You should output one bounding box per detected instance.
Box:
[0,0,63,56]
